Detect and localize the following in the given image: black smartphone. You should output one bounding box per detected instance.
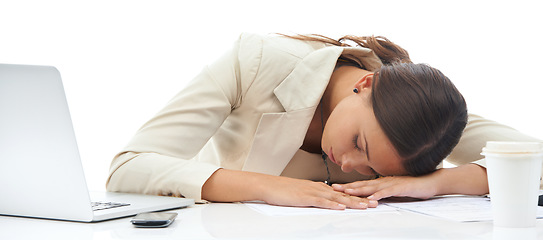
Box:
[131,212,178,228]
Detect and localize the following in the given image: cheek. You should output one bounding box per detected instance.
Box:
[327,108,356,133]
[323,98,363,147]
[324,118,351,147]
[323,111,340,141]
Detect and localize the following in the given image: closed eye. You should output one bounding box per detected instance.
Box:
[353,135,362,151]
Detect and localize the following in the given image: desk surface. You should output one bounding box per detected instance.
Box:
[1,203,542,240]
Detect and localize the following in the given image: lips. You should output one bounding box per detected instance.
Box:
[328,147,339,166]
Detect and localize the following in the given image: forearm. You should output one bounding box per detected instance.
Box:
[434,163,489,196]
[107,152,220,200]
[201,168,271,203]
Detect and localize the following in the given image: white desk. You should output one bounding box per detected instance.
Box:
[1,203,542,240]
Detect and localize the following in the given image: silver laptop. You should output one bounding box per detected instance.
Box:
[0,63,194,222]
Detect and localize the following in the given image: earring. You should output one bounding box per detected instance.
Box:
[353,88,359,93]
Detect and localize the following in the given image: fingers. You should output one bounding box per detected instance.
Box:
[332,181,371,190]
[265,178,379,210]
[331,193,368,209]
[332,179,391,197]
[332,177,431,201]
[332,178,383,191]
[306,183,376,210]
[313,194,368,210]
[367,187,399,201]
[311,198,347,210]
[324,189,380,210]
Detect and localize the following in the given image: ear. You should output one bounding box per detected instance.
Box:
[354,73,374,91]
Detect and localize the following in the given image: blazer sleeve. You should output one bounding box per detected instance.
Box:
[106,35,252,200]
[447,113,542,167]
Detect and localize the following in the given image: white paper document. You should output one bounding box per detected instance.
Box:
[383,195,543,222]
[244,202,398,216]
[244,195,543,222]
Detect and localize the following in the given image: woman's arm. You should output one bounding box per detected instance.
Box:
[107,36,245,200]
[202,168,377,209]
[332,163,488,201]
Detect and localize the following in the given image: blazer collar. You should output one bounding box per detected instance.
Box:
[273,46,382,112]
[273,47,343,112]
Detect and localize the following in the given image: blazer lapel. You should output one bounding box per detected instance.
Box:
[242,47,343,176]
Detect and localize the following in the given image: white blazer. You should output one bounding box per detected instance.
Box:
[107,33,541,200]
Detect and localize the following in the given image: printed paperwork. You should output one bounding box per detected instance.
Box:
[244,195,543,222]
[383,195,543,222]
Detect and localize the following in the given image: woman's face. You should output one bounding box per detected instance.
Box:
[321,89,407,177]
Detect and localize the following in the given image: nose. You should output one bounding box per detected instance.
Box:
[340,160,353,173]
[340,150,376,175]
[340,151,363,173]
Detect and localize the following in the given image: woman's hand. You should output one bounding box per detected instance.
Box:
[260,176,378,210]
[332,175,438,201]
[202,168,378,210]
[331,164,489,202]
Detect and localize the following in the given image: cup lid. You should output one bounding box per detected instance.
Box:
[481,141,543,154]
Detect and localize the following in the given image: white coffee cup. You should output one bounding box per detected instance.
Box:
[481,141,543,228]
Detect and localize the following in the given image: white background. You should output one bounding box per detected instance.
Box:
[1,0,541,191]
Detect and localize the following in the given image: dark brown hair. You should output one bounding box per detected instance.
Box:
[372,63,467,176]
[282,34,468,176]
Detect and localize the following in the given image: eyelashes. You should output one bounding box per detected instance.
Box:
[353,134,362,151]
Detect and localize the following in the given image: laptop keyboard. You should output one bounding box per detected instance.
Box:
[91,201,130,211]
